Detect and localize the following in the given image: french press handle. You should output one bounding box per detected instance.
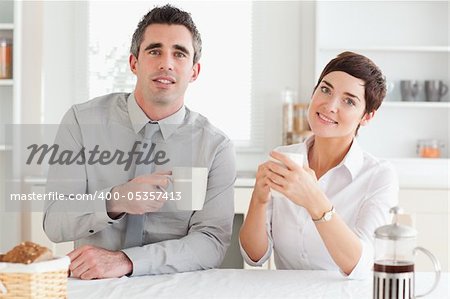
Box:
[414,246,441,297]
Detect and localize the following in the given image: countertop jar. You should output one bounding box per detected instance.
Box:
[417,139,443,158]
[0,38,13,79]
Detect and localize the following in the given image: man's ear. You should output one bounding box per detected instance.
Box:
[360,110,375,126]
[190,63,200,82]
[129,54,138,75]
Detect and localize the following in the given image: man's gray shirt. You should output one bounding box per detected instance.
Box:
[43,93,236,276]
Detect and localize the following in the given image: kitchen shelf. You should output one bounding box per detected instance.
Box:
[318,46,450,53]
[383,101,450,108]
[0,144,12,151]
[316,1,449,168]
[23,176,47,185]
[0,79,13,86]
[0,23,13,30]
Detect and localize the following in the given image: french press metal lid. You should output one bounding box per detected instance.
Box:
[374,206,416,240]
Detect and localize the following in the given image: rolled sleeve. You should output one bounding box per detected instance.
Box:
[239,237,273,267]
[340,239,373,280]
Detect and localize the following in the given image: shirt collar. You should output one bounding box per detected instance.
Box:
[127,93,186,140]
[305,135,364,180]
[158,106,186,140]
[342,138,364,180]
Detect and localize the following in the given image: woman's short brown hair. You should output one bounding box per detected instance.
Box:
[314,51,386,115]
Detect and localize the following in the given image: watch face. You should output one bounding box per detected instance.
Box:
[324,212,332,221]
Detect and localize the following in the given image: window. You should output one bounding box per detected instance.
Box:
[88,1,260,149]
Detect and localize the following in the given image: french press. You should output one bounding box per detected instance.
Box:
[373,207,441,298]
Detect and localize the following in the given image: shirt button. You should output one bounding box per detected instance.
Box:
[89,229,94,233]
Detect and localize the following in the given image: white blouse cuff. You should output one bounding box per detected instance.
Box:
[239,237,273,267]
[340,239,373,280]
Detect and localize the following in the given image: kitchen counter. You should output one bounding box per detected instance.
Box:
[389,158,449,189]
[68,269,449,299]
[236,158,449,189]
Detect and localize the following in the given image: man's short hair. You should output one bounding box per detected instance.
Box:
[130,4,202,64]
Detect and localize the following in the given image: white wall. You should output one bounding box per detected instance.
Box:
[41,1,89,125]
[236,1,315,172]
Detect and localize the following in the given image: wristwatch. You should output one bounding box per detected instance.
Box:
[312,206,335,223]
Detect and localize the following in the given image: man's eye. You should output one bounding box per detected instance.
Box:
[149,50,160,55]
[175,52,186,58]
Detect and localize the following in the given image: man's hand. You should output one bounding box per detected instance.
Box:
[107,172,171,216]
[68,245,133,280]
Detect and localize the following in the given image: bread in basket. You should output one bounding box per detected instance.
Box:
[0,241,70,298]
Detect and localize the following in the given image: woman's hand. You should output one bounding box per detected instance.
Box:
[266,151,324,212]
[251,162,273,205]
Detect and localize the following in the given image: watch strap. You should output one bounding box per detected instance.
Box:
[312,206,335,223]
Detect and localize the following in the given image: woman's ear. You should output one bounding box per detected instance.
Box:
[360,111,375,126]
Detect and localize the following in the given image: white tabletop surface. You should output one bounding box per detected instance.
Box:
[68,269,449,299]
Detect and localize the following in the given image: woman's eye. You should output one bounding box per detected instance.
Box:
[344,98,356,106]
[320,86,330,94]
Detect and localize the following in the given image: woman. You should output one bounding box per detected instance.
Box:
[239,52,398,279]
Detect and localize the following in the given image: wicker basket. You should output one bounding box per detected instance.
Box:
[0,256,70,298]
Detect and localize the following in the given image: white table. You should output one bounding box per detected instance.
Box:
[68,269,449,299]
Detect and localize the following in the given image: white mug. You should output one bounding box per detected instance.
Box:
[269,151,304,198]
[171,167,208,211]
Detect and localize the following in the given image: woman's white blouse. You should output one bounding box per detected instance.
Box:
[240,136,399,279]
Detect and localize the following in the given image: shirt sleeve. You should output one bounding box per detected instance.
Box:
[239,197,274,267]
[344,160,399,279]
[43,107,122,243]
[122,140,236,276]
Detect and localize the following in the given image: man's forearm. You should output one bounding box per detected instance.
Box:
[43,187,118,242]
[122,228,230,276]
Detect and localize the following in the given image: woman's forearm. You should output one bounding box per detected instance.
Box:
[305,191,362,275]
[239,196,270,262]
[314,214,362,275]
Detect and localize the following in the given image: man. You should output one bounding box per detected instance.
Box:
[43,5,236,279]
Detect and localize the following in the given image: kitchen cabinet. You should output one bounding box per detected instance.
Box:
[0,3,14,144]
[0,0,21,252]
[398,188,449,272]
[315,1,449,163]
[235,187,275,270]
[19,181,74,257]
